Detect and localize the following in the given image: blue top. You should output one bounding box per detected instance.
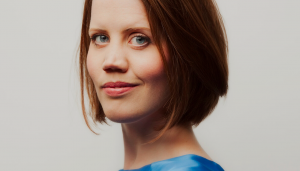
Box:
[119,154,224,171]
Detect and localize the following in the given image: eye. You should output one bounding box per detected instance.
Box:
[91,34,109,47]
[96,35,109,43]
[132,36,146,45]
[90,33,151,49]
[129,34,151,48]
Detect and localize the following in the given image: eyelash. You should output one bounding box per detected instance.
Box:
[90,33,151,49]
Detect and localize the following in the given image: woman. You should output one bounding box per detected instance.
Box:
[79,0,228,170]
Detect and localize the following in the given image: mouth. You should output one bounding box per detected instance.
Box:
[101,81,139,88]
[101,81,139,97]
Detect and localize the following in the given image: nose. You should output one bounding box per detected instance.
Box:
[102,43,128,73]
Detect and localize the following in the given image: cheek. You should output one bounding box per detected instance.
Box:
[86,48,100,81]
[135,49,166,83]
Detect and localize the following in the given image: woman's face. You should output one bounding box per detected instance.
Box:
[87,0,169,123]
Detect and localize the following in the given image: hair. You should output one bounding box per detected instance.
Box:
[78,0,228,141]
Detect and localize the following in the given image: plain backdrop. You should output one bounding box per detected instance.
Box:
[0,0,299,170]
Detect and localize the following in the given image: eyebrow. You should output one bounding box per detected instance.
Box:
[88,27,151,35]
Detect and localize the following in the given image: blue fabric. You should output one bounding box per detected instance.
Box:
[119,154,224,171]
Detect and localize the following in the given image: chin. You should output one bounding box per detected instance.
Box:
[103,110,146,124]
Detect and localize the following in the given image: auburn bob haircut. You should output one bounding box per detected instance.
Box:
[79,0,228,140]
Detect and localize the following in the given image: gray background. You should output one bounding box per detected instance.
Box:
[0,0,299,170]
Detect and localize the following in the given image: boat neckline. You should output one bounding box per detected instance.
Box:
[120,153,218,171]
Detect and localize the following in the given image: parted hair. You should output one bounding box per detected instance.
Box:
[79,0,228,140]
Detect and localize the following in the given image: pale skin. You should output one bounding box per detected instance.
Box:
[87,0,212,169]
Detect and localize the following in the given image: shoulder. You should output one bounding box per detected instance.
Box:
[149,154,224,171]
[119,154,224,171]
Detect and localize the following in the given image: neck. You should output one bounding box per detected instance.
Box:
[121,111,211,170]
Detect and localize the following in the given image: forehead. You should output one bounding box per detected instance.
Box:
[90,0,149,30]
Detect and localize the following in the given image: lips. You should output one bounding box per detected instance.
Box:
[101,81,139,97]
[101,81,139,88]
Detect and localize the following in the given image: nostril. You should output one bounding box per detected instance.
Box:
[104,68,125,73]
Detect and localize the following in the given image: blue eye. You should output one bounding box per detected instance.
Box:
[95,35,109,43]
[130,34,151,47]
[132,36,146,44]
[90,34,109,47]
[90,33,151,48]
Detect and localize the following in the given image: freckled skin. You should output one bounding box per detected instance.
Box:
[87,0,169,123]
